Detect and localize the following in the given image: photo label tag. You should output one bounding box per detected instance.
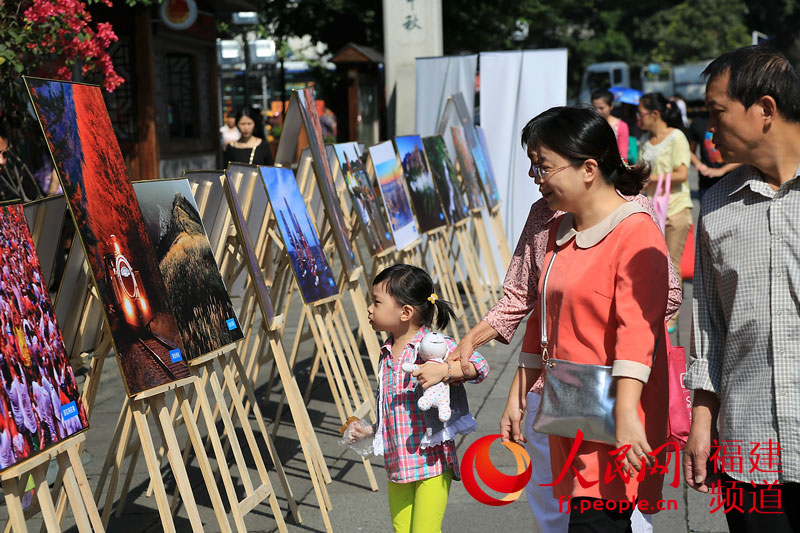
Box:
[385,232,391,239]
[328,279,335,287]
[226,318,237,331]
[61,401,79,421]
[439,213,445,220]
[169,349,182,363]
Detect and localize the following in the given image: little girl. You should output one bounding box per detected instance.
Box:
[346,264,489,533]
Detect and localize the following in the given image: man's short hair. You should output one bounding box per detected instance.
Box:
[703,45,800,123]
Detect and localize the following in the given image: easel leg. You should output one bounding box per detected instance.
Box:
[31,462,60,532]
[216,357,294,529]
[2,478,27,533]
[98,398,136,526]
[65,446,104,532]
[175,385,237,533]
[131,399,176,532]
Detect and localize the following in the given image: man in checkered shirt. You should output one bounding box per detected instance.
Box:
[684,46,800,531]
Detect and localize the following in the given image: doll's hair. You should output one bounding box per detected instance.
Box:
[373,264,455,330]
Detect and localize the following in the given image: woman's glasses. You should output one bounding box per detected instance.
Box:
[530,164,571,183]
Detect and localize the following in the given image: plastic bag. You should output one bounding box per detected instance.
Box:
[338,417,375,457]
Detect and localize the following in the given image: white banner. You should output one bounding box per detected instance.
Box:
[479,49,568,246]
[415,55,477,137]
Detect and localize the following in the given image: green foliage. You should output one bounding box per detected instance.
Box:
[441,0,757,97]
[641,0,751,64]
[259,0,382,53]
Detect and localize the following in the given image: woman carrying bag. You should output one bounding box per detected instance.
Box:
[637,92,692,333]
[513,107,670,532]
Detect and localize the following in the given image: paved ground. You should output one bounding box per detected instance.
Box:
[1,168,733,532]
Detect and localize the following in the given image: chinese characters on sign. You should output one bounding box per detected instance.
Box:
[548,430,783,515]
[403,0,421,31]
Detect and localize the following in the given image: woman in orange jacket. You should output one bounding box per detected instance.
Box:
[516,106,670,531]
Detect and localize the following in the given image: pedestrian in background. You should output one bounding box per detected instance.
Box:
[222,107,273,168]
[219,113,240,146]
[592,89,629,160]
[688,111,741,202]
[638,92,692,333]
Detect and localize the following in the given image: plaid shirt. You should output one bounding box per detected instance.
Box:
[378,326,489,483]
[687,164,800,484]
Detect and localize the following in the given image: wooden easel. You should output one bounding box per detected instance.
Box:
[449,218,495,320]
[437,92,513,290]
[182,170,333,530]
[292,149,387,370]
[93,372,234,532]
[273,91,377,327]
[223,177,333,529]
[92,176,301,532]
[25,235,245,533]
[1,433,103,533]
[224,162,380,493]
[360,151,465,340]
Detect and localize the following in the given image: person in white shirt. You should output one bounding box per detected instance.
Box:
[220,114,241,145]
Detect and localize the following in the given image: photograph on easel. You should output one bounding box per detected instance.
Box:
[332,142,394,255]
[25,78,191,396]
[451,93,501,208]
[450,126,486,211]
[133,178,244,360]
[422,135,470,225]
[394,135,447,233]
[259,166,339,304]
[0,204,88,472]
[369,141,419,251]
[294,88,360,275]
[474,126,502,208]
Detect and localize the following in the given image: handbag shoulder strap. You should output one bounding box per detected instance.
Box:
[540,245,558,366]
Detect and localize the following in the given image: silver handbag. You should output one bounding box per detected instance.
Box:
[532,245,617,445]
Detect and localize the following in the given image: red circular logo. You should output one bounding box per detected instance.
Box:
[461,434,532,506]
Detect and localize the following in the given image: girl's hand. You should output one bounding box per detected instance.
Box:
[347,420,374,442]
[615,406,653,474]
[500,394,526,444]
[412,361,449,389]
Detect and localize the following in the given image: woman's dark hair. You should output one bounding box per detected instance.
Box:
[590,89,614,106]
[520,106,649,196]
[639,92,684,130]
[702,45,800,123]
[234,107,264,138]
[373,264,455,330]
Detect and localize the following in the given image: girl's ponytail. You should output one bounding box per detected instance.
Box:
[431,297,456,331]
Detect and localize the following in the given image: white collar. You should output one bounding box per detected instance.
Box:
[555,201,648,249]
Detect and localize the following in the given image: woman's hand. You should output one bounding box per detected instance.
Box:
[449,337,476,376]
[500,394,526,444]
[614,377,652,474]
[500,367,533,444]
[615,405,653,474]
[447,321,499,376]
[412,361,449,389]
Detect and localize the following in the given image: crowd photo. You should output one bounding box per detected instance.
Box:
[0,205,87,471]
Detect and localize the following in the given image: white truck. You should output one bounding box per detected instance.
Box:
[578,59,712,108]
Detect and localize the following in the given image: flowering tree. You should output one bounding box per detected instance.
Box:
[0,0,147,200]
